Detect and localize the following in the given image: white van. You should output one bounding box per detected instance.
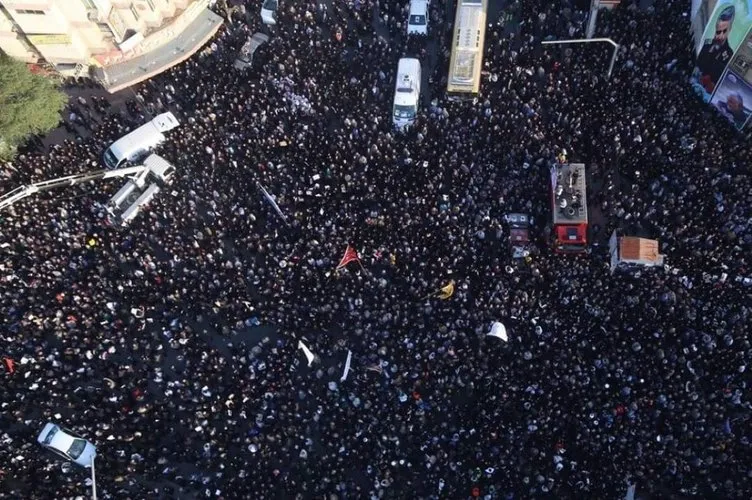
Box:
[392,58,422,129]
[407,0,428,35]
[102,112,179,169]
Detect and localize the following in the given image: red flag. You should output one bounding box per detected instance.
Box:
[336,245,360,269]
[3,357,15,374]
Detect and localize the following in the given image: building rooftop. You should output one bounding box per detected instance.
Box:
[551,163,588,225]
[94,7,223,93]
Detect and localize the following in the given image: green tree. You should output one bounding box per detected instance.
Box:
[0,54,67,161]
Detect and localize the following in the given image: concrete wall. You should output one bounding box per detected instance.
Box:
[0,9,37,61]
[0,0,207,74]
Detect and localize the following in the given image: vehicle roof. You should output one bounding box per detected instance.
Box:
[251,32,270,45]
[108,122,167,159]
[507,213,530,227]
[552,163,588,225]
[394,59,420,106]
[510,228,529,242]
[38,423,74,452]
[151,112,180,133]
[142,153,175,180]
[410,0,428,13]
[237,33,270,67]
[397,58,421,74]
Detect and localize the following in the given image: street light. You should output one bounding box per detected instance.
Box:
[541,38,620,79]
[91,455,97,500]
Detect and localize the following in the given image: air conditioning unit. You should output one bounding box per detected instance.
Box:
[87,9,107,23]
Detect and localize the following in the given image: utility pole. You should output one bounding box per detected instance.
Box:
[541,38,620,79]
[91,455,97,500]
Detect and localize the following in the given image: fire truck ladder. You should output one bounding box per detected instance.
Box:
[0,165,147,211]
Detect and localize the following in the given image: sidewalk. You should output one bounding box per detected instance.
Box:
[39,85,133,153]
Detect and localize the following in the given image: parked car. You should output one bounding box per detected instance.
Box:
[506,213,533,258]
[234,33,270,70]
[37,422,97,468]
[407,0,429,35]
[261,0,278,25]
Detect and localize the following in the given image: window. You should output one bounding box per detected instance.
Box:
[43,427,58,445]
[409,15,426,26]
[15,9,45,15]
[130,5,140,21]
[97,23,115,40]
[146,0,155,11]
[67,439,87,459]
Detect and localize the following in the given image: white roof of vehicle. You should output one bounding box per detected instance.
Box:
[394,58,420,106]
[37,423,74,451]
[410,0,428,14]
[142,153,175,180]
[151,112,180,133]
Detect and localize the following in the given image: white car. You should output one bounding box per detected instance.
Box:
[37,423,97,468]
[407,0,428,35]
[261,0,278,25]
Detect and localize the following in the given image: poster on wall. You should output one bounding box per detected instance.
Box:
[692,0,703,21]
[709,70,752,129]
[691,0,752,102]
[693,0,720,54]
[693,0,719,54]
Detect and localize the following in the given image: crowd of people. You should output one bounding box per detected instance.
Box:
[1,0,750,498]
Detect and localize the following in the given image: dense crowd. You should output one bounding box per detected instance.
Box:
[1,0,750,498]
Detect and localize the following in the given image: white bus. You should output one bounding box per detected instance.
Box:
[102,112,179,169]
[446,0,488,100]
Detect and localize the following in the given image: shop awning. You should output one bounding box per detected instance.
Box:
[94,8,223,93]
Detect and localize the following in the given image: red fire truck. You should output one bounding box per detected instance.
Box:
[550,162,588,254]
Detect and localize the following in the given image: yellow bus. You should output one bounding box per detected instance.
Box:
[446,0,488,100]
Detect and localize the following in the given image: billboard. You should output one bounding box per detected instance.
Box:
[692,0,719,55]
[26,34,72,45]
[691,0,752,102]
[727,25,752,84]
[709,70,752,129]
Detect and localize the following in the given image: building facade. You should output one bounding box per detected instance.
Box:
[0,0,222,91]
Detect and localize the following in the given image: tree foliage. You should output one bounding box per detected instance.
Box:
[0,54,67,161]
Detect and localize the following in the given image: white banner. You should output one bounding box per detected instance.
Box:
[340,350,352,381]
[298,340,315,366]
[257,182,288,224]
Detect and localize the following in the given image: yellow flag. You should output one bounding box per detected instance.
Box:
[437,280,455,300]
